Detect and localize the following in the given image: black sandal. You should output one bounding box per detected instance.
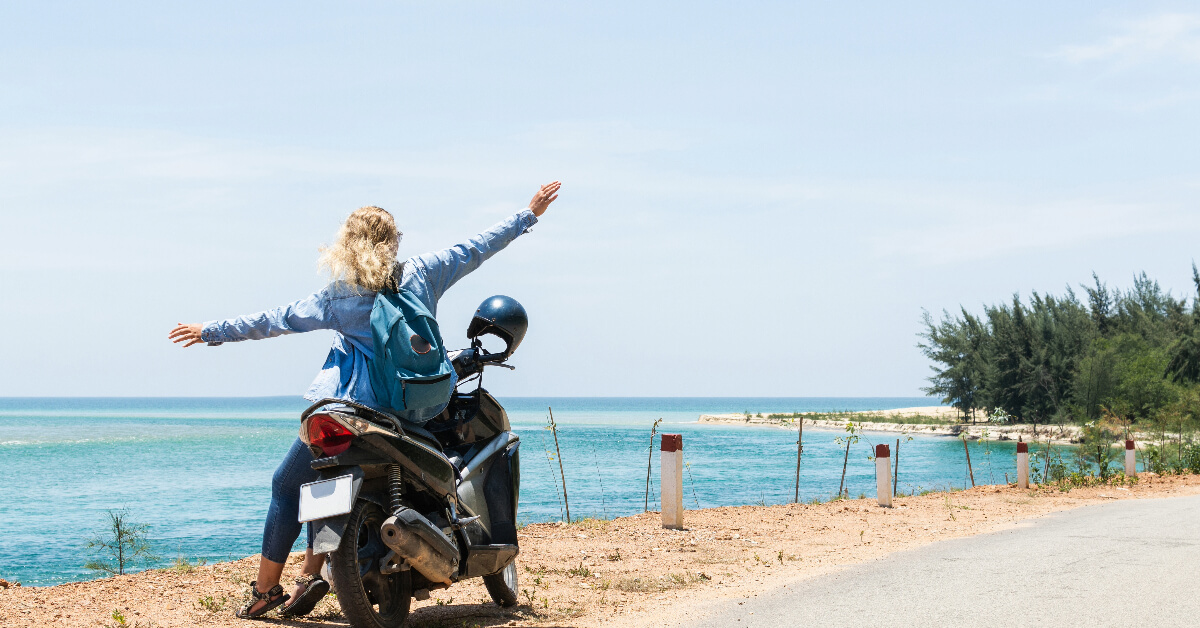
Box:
[237,581,290,619]
[279,573,331,618]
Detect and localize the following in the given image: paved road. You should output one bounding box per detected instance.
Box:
[681,495,1200,628]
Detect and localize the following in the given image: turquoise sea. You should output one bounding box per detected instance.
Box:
[0,397,1027,586]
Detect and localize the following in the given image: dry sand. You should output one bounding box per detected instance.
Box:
[699,407,1084,444]
[4,474,1199,627]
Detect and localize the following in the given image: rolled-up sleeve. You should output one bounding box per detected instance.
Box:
[413,209,538,302]
[200,290,335,344]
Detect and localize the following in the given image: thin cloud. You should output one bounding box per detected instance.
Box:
[1056,13,1200,66]
[4,127,1199,274]
[522,120,691,154]
[865,199,1200,267]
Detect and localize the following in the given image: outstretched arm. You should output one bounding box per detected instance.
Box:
[415,181,560,302]
[169,290,333,348]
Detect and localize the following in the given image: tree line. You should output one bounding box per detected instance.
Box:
[919,266,1200,430]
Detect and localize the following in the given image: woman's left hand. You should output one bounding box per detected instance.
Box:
[528,181,561,217]
[169,323,206,348]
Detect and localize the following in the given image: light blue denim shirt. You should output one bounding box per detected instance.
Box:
[200,209,538,423]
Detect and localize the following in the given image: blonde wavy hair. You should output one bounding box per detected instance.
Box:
[318,206,401,292]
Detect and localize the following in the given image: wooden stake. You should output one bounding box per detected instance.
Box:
[794,419,804,504]
[962,434,975,487]
[548,407,570,523]
[893,438,900,496]
[1044,440,1051,482]
[838,437,851,497]
[645,418,661,512]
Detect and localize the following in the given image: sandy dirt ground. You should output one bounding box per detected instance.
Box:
[4,474,1199,628]
[699,407,1084,444]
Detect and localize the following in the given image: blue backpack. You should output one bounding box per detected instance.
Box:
[367,286,455,414]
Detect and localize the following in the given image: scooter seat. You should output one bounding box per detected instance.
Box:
[395,421,465,481]
[403,423,442,449]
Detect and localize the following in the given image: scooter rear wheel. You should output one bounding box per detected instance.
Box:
[330,499,412,628]
[483,561,519,607]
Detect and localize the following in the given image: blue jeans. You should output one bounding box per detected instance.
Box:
[261,438,320,563]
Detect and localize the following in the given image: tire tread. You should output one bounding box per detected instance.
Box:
[329,500,412,628]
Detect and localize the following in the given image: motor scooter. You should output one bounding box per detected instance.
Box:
[298,297,525,628]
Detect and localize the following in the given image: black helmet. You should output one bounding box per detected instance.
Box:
[467,295,528,358]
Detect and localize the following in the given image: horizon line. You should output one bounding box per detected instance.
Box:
[0,394,939,400]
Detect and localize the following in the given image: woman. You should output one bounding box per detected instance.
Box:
[169,181,560,619]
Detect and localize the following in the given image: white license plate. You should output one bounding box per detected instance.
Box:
[298,475,354,523]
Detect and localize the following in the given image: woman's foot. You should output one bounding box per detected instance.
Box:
[289,576,312,601]
[237,581,290,619]
[279,573,330,618]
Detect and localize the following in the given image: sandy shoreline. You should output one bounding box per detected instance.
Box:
[699,406,1084,445]
[4,474,1199,627]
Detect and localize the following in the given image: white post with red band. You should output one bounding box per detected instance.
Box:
[661,434,684,529]
[1017,441,1029,489]
[1125,440,1136,477]
[875,444,893,507]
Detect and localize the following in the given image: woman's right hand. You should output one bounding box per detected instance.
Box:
[528,181,561,217]
[169,323,205,348]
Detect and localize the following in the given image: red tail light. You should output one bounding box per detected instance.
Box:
[307,414,355,457]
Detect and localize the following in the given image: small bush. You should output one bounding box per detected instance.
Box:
[102,608,153,628]
[85,508,158,576]
[169,555,206,573]
[196,595,226,614]
[567,562,592,578]
[1147,443,1200,474]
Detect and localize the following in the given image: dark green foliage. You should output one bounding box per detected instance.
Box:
[1076,421,1122,480]
[1073,334,1178,421]
[920,267,1200,426]
[1166,329,1200,384]
[1143,442,1200,475]
[1166,267,1200,384]
[1029,445,1069,484]
[1185,445,1200,474]
[918,309,987,420]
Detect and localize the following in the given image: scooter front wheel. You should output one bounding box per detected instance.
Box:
[483,561,519,607]
[330,499,412,628]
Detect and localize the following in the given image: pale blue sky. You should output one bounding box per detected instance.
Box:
[2,2,1199,397]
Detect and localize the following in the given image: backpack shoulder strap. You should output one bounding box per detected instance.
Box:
[383,261,405,294]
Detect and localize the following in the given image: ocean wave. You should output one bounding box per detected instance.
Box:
[0,411,297,420]
[0,431,284,446]
[0,436,148,446]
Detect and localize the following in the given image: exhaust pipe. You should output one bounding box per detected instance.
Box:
[380,508,460,585]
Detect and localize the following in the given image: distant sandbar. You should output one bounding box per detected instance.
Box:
[698,406,1082,444]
